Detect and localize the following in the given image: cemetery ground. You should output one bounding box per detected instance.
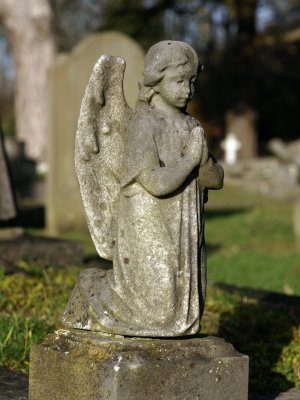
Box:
[0,184,300,397]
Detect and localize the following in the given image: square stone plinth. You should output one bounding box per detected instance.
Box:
[29,329,248,400]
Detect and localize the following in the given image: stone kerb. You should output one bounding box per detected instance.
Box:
[47,31,144,234]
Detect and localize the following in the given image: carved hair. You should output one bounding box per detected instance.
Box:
[138,40,202,104]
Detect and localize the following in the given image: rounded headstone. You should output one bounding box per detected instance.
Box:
[47,31,145,234]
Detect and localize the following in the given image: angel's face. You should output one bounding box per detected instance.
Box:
[155,63,197,110]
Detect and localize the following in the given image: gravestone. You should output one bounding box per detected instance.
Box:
[224,137,300,198]
[266,138,300,197]
[0,129,84,271]
[225,103,258,160]
[294,199,300,247]
[0,127,23,240]
[268,138,300,183]
[47,31,145,234]
[268,138,300,168]
[0,130,17,222]
[4,138,36,200]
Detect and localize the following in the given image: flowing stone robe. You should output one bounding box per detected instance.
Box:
[62,103,207,337]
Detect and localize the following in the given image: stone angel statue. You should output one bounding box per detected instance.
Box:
[62,41,224,337]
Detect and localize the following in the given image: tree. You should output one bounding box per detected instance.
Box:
[0,0,56,161]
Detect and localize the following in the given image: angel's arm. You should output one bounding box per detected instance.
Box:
[199,155,224,190]
[136,127,205,197]
[136,154,197,197]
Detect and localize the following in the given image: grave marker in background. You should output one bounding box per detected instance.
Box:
[47,31,144,234]
[294,199,300,247]
[225,103,258,160]
[0,129,17,222]
[221,133,241,165]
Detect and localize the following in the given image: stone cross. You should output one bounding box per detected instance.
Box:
[221,132,241,165]
[225,104,257,160]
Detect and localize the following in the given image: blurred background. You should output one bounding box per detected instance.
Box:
[1,0,300,188]
[1,0,300,153]
[1,0,300,291]
[1,1,300,394]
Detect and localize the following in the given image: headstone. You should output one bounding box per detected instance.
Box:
[47,31,145,234]
[287,139,300,167]
[0,130,17,221]
[4,138,36,200]
[0,128,84,270]
[225,103,258,160]
[30,330,249,400]
[294,199,300,247]
[224,157,299,198]
[268,138,300,169]
[268,138,292,164]
[221,132,241,165]
[0,129,23,239]
[267,138,300,192]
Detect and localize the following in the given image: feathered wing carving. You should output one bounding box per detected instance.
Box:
[75,55,133,260]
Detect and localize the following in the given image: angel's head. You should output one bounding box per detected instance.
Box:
[138,41,203,110]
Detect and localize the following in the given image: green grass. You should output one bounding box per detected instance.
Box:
[206,186,300,294]
[0,263,80,372]
[0,184,300,394]
[202,287,300,393]
[3,270,298,394]
[0,315,51,372]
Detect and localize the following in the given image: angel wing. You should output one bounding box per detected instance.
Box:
[75,55,133,260]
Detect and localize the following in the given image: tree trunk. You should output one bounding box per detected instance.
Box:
[0,0,56,161]
[233,0,258,106]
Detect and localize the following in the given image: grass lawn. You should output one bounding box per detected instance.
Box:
[206,184,300,295]
[0,184,299,394]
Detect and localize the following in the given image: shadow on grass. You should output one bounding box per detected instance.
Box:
[205,207,250,220]
[205,243,222,253]
[218,301,300,395]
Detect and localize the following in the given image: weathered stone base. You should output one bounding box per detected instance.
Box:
[29,329,249,400]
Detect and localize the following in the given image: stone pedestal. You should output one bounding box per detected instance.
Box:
[29,329,248,400]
